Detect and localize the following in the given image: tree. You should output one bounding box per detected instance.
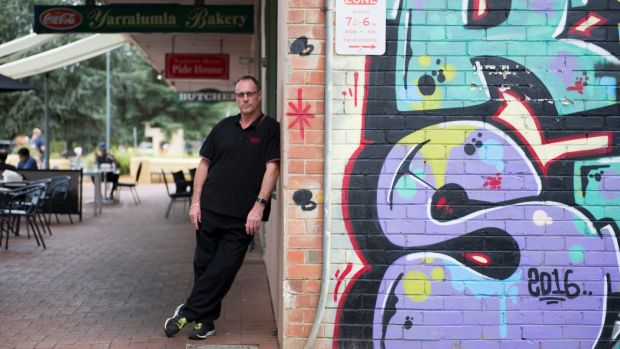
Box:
[0,0,233,154]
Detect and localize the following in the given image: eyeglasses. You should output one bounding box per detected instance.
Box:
[235,91,259,99]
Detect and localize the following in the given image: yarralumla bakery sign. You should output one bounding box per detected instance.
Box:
[33,5,253,33]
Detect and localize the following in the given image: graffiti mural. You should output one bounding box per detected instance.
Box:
[336,0,620,347]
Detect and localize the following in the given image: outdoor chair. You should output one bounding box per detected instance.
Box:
[171,170,190,193]
[162,169,191,219]
[17,177,52,236]
[0,183,49,249]
[33,178,53,236]
[188,167,196,194]
[116,162,142,205]
[0,189,11,248]
[42,176,73,226]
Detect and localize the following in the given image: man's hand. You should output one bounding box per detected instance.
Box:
[245,203,263,235]
[189,204,201,229]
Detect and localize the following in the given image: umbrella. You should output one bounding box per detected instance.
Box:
[0,73,38,162]
[0,73,37,92]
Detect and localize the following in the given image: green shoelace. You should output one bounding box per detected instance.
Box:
[177,317,188,329]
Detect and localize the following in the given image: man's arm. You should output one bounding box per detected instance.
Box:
[245,160,280,235]
[110,154,120,167]
[39,139,46,154]
[29,157,39,170]
[189,157,210,229]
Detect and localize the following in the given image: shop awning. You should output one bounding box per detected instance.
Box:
[0,33,60,58]
[0,73,37,91]
[0,34,127,79]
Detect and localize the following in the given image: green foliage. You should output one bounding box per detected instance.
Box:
[49,139,67,156]
[0,0,232,154]
[109,146,135,175]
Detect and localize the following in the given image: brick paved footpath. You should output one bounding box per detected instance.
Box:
[0,184,278,349]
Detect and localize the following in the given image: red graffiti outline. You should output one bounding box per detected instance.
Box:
[463,252,492,266]
[471,0,488,21]
[353,71,359,107]
[333,57,372,349]
[492,89,611,176]
[568,12,607,37]
[340,71,360,107]
[333,263,353,302]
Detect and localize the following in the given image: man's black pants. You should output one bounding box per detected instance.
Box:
[182,209,253,323]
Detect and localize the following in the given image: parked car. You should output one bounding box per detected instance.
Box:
[0,140,15,153]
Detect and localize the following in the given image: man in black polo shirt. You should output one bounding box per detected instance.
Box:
[164,75,280,340]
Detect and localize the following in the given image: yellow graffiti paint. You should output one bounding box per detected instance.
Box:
[424,257,434,264]
[431,267,444,281]
[440,64,457,81]
[403,271,431,302]
[406,99,443,110]
[421,98,442,110]
[405,86,443,111]
[419,55,432,67]
[400,125,477,189]
[405,101,426,111]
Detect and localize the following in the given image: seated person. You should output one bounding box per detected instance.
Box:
[0,150,16,171]
[17,147,38,170]
[95,143,120,199]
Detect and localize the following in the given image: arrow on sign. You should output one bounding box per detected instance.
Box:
[348,44,376,49]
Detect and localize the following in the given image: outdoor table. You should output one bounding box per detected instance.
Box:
[98,166,119,204]
[82,167,120,216]
[0,181,29,188]
[82,169,103,216]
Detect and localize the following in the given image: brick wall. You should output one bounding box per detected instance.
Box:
[284,0,620,348]
[283,1,327,348]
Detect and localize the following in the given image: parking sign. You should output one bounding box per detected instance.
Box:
[335,0,386,55]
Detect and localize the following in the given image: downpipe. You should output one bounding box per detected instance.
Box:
[305,0,334,348]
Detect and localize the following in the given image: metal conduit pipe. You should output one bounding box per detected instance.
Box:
[305,0,334,348]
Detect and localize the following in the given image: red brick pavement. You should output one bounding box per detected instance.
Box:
[0,184,278,349]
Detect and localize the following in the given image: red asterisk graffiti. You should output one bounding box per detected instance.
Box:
[287,88,314,140]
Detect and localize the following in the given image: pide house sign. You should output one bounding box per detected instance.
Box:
[166,54,229,80]
[33,5,253,33]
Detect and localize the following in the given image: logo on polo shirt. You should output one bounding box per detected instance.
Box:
[249,137,262,143]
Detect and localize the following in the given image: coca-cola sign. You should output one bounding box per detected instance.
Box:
[39,8,82,30]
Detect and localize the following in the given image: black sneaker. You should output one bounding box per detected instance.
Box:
[164,304,188,337]
[188,321,216,340]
